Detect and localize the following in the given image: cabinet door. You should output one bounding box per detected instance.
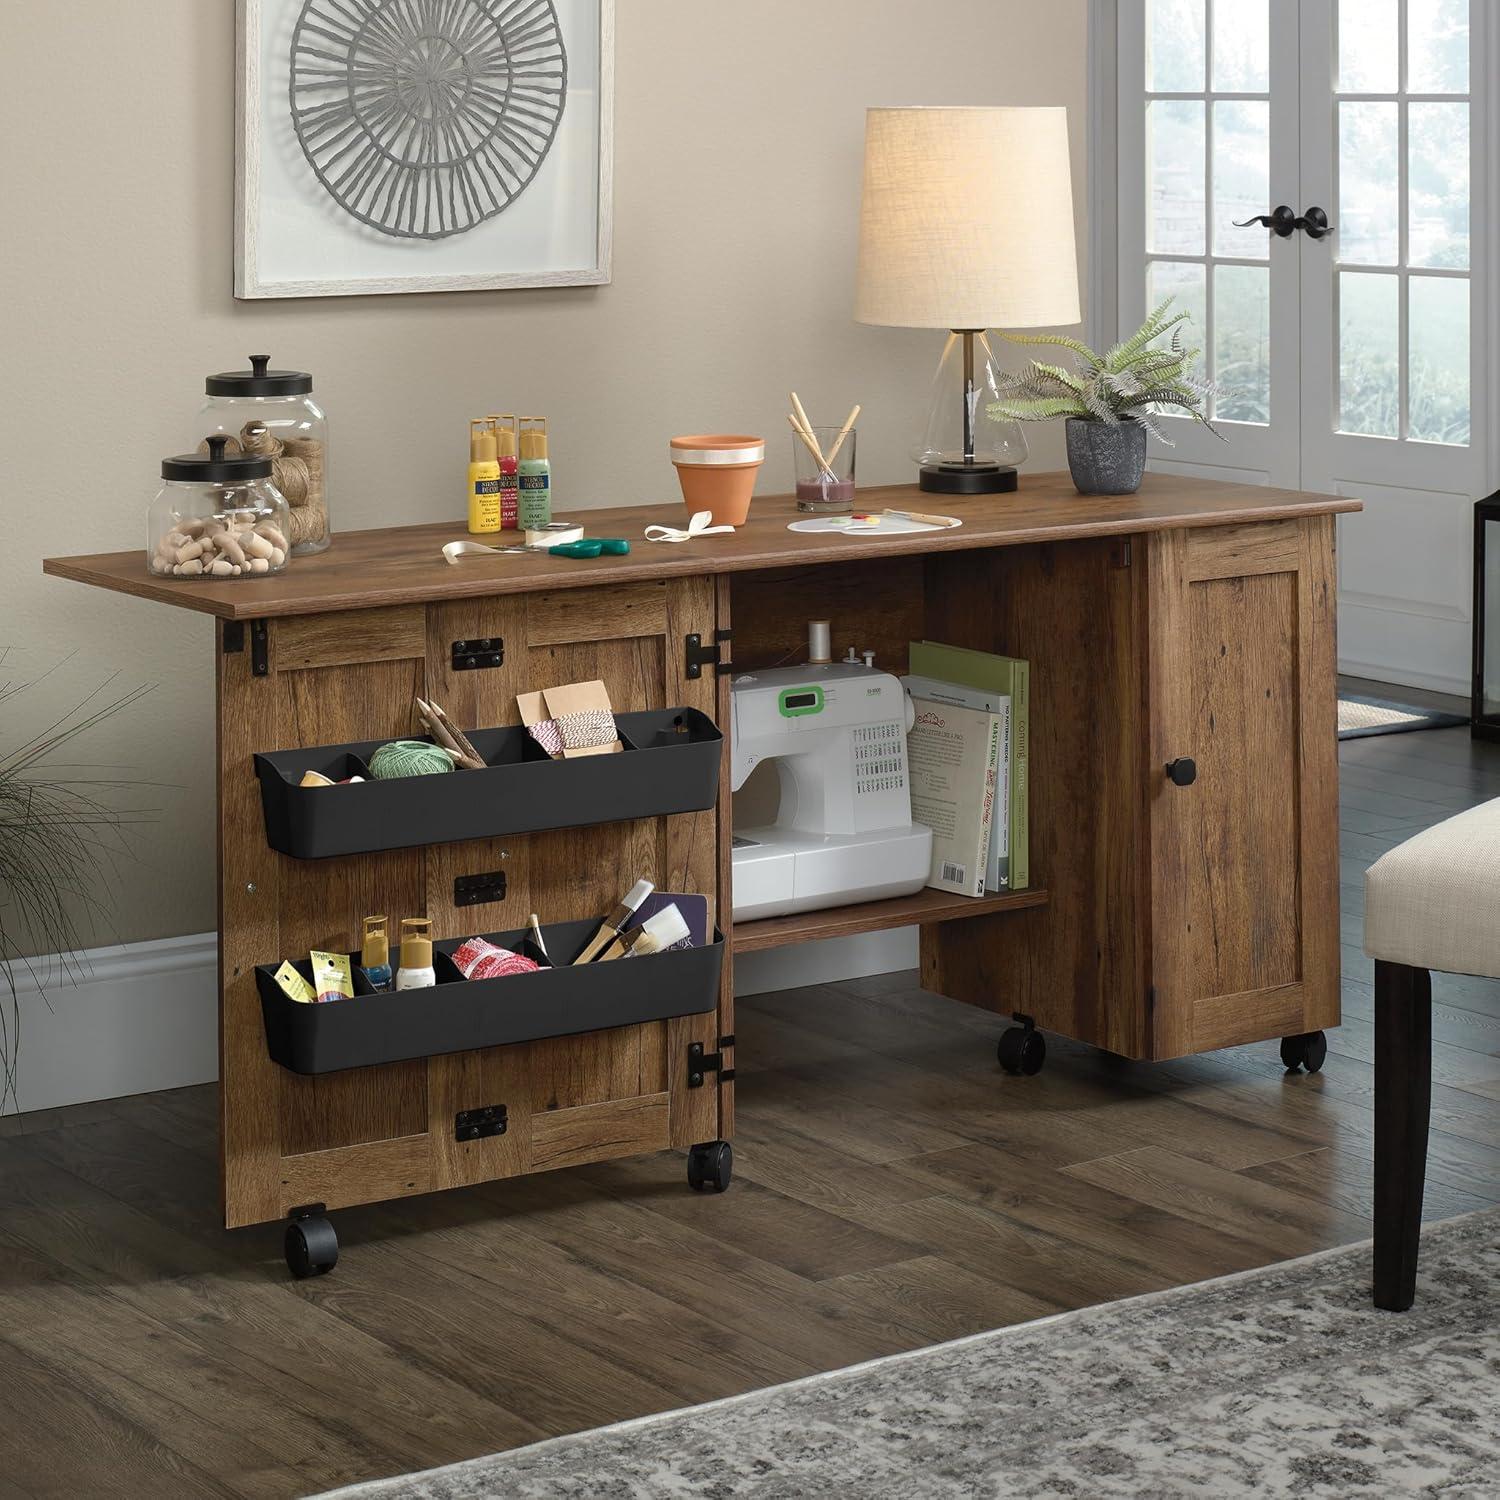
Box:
[218,577,727,1228]
[1146,516,1340,1058]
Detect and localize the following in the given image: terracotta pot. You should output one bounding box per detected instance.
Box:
[670,435,765,526]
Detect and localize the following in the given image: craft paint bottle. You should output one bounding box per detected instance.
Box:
[491,413,521,530]
[395,917,436,991]
[467,419,502,535]
[361,915,393,993]
[518,417,551,530]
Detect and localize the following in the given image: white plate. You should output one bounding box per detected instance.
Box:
[786,513,961,535]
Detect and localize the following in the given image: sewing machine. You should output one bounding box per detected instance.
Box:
[730,655,933,921]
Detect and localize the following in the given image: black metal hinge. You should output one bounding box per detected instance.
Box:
[686,1037,735,1088]
[454,1105,508,1142]
[1111,539,1133,570]
[685,630,733,679]
[454,870,507,907]
[452,637,504,671]
[224,619,269,675]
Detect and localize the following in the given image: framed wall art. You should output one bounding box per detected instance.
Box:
[235,0,613,298]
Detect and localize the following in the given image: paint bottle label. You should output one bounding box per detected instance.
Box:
[519,468,551,529]
[499,458,520,529]
[468,468,502,533]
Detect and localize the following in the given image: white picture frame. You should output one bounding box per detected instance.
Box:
[235,0,614,299]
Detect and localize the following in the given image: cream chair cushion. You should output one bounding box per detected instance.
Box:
[1364,797,1500,978]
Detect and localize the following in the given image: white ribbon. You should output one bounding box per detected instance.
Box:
[443,538,511,564]
[644,510,737,544]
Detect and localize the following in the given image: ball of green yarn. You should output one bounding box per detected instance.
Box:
[370,739,454,779]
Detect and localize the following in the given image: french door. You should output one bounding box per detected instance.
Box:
[1111,0,1494,691]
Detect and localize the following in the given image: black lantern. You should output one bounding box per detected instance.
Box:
[1475,491,1500,741]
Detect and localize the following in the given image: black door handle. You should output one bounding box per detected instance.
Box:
[1233,204,1335,240]
[1297,205,1335,240]
[1234,204,1300,237]
[1165,758,1198,787]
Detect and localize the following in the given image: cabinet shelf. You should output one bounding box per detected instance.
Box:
[731,885,1048,954]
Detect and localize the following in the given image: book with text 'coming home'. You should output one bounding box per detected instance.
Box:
[907,696,1001,898]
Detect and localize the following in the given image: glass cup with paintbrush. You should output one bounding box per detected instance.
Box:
[789,395,859,513]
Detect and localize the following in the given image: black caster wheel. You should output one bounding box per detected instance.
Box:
[687,1140,733,1193]
[284,1212,338,1278]
[1280,1031,1329,1075]
[998,1020,1046,1076]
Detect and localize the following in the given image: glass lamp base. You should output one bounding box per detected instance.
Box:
[919,462,1019,495]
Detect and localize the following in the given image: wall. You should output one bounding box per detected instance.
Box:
[0,0,1087,1109]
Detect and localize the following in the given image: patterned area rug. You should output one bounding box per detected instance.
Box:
[316,1210,1500,1499]
[1337,693,1469,740]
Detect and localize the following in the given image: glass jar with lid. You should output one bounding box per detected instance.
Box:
[200,354,330,555]
[148,436,292,580]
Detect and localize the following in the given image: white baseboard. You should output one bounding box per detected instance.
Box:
[1337,656,1471,701]
[4,933,219,1117]
[3,928,914,1116]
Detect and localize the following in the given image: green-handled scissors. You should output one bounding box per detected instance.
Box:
[548,539,631,558]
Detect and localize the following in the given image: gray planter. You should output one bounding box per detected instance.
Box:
[1065,417,1148,495]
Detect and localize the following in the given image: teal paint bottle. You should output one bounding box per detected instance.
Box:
[518,417,551,530]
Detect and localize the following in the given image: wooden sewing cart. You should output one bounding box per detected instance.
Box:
[44,473,1359,1272]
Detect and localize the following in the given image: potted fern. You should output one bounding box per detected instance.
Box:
[990,299,1221,495]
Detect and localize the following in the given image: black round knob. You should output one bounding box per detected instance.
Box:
[1164,756,1200,792]
[1166,758,1197,787]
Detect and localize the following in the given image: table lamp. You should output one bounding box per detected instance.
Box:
[855,106,1081,494]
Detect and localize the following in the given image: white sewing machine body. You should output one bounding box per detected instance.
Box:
[730,661,933,921]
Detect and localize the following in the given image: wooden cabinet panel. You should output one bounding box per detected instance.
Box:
[920,539,1152,1057]
[219,579,727,1228]
[1148,517,1340,1057]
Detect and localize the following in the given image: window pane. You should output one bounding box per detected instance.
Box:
[1339,102,1399,264]
[1213,101,1270,257]
[1214,265,1270,423]
[1148,0,1205,92]
[1148,101,1205,254]
[1409,277,1470,444]
[1339,0,1398,92]
[1409,103,1469,269]
[1148,259,1207,351]
[1408,0,1468,93]
[1212,0,1268,92]
[1339,272,1400,436]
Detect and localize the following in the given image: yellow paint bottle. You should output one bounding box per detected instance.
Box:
[467,418,502,534]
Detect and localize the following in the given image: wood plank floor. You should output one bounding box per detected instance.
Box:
[2,719,1498,1498]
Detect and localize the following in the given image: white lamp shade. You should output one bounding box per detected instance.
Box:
[855,106,1081,331]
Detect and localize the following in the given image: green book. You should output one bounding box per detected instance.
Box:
[909,641,1029,891]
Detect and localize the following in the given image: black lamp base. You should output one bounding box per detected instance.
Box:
[919,463,1019,495]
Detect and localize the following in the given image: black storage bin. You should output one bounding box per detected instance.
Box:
[254,917,723,1075]
[254,707,721,859]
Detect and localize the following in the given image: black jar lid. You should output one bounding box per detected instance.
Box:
[205,353,312,397]
[162,435,273,482]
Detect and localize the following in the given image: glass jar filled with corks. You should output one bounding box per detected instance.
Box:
[198,354,330,555]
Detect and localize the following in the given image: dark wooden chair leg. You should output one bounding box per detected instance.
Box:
[1373,959,1432,1311]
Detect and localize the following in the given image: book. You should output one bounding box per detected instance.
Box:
[903,672,1010,891]
[907,696,1002,898]
[908,642,1030,891]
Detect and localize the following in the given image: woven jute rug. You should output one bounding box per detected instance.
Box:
[315,1209,1500,1499]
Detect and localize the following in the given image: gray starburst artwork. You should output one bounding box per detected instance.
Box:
[289,0,568,240]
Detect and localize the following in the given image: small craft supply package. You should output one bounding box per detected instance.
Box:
[544,679,621,758]
[519,680,620,759]
[452,937,539,980]
[519,690,564,758]
[309,950,355,1003]
[272,960,317,1004]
